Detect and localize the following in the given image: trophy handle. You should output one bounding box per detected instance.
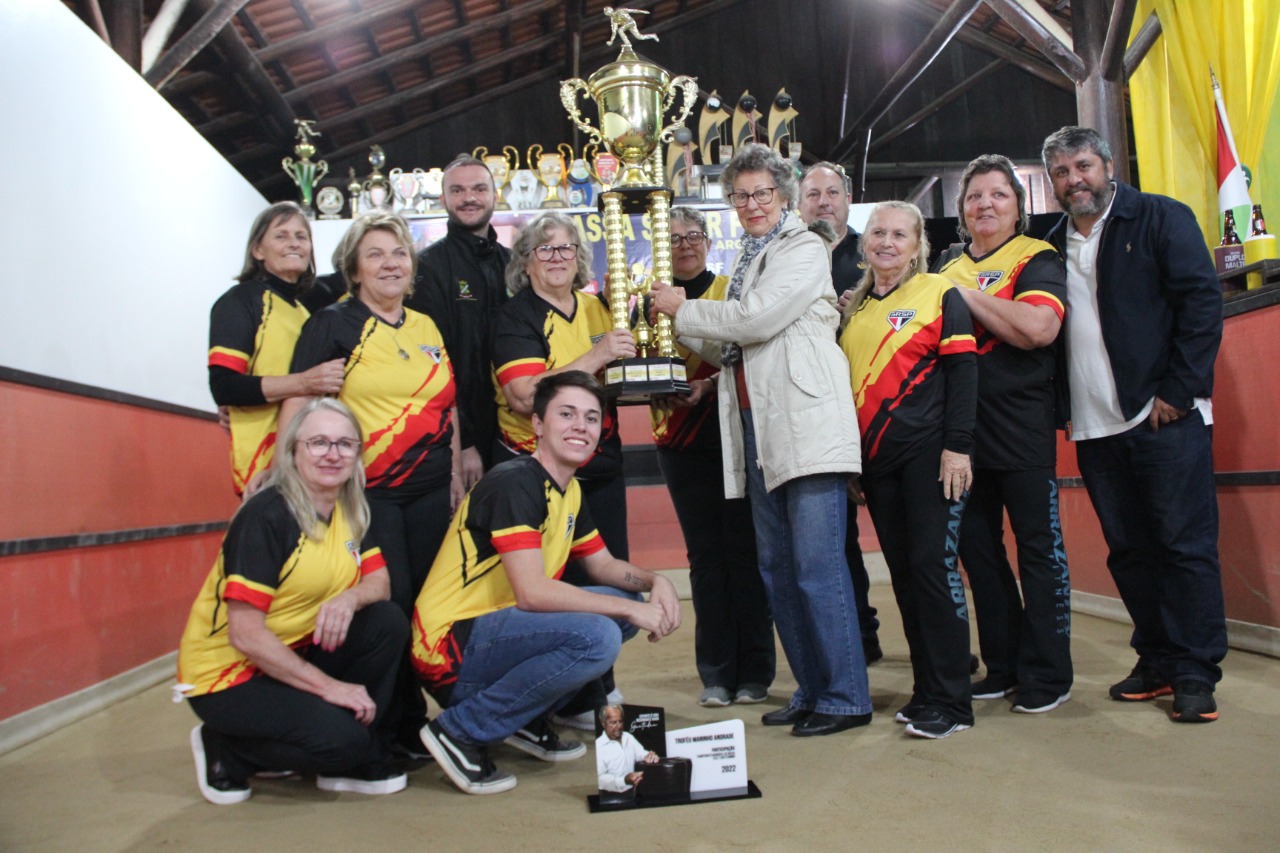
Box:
[659,75,701,144]
[558,142,576,164]
[526,144,543,171]
[282,156,298,183]
[472,145,488,159]
[389,167,403,180]
[502,146,520,172]
[560,78,603,146]
[314,159,329,184]
[584,143,600,181]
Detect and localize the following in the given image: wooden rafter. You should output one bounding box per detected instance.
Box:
[145,0,253,89]
[983,0,1086,82]
[1123,10,1162,80]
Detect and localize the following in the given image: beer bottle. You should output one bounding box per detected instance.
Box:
[1221,209,1242,245]
[1250,204,1268,237]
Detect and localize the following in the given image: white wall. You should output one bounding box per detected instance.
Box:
[1,0,267,411]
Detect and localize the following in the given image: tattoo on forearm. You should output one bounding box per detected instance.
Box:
[622,570,646,589]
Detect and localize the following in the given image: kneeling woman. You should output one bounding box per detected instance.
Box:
[178,398,409,804]
[839,201,978,740]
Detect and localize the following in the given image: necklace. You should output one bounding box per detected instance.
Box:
[384,314,411,360]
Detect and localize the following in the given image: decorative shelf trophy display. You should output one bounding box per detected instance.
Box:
[561,7,698,403]
[282,119,329,217]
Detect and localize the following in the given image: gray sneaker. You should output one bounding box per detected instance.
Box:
[700,686,733,707]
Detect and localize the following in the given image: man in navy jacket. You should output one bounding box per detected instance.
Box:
[1041,126,1226,723]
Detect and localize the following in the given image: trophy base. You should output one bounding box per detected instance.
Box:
[496,202,511,211]
[604,356,691,405]
[542,199,566,209]
[599,184,673,215]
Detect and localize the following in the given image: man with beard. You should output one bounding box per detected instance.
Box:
[797,162,882,665]
[1041,126,1225,723]
[409,155,512,489]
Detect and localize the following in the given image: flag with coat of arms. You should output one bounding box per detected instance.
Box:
[1212,67,1252,240]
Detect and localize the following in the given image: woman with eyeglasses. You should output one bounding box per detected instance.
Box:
[492,211,634,727]
[283,212,461,755]
[650,143,871,737]
[178,398,409,804]
[652,206,775,708]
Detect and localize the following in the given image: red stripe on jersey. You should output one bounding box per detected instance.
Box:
[208,350,250,373]
[496,359,548,387]
[569,532,605,560]
[224,580,274,612]
[493,530,543,553]
[359,548,386,576]
[857,316,946,459]
[364,363,456,486]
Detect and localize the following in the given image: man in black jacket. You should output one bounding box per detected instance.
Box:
[1042,126,1226,723]
[408,155,511,488]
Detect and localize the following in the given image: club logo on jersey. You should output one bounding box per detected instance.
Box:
[565,513,575,540]
[457,279,473,299]
[345,539,360,563]
[886,309,916,332]
[976,270,1004,291]
[418,344,443,363]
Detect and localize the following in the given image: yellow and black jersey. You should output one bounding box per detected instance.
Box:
[840,273,977,476]
[492,288,621,478]
[652,272,726,452]
[938,235,1066,470]
[291,300,456,493]
[177,487,386,697]
[410,455,605,701]
[208,275,309,495]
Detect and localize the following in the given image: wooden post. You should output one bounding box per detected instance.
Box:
[1072,0,1131,183]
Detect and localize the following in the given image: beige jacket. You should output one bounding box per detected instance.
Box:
[675,215,861,497]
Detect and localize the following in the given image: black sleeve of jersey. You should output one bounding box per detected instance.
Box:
[223,489,296,590]
[209,366,266,407]
[940,287,977,455]
[411,253,469,442]
[1014,249,1067,306]
[492,297,550,375]
[290,307,346,373]
[467,461,552,536]
[208,286,267,406]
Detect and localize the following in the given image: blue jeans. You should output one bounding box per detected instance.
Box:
[742,415,871,716]
[438,587,641,744]
[1075,411,1226,684]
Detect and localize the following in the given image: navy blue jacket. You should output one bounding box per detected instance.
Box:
[1044,181,1222,425]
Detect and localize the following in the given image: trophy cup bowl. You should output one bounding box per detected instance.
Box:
[389,167,420,214]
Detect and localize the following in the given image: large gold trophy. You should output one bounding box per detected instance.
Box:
[560,9,699,402]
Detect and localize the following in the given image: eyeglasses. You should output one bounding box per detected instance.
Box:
[727,187,777,208]
[533,243,578,261]
[300,437,361,458]
[670,231,706,247]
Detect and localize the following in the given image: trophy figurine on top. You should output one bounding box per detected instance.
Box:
[560,10,698,403]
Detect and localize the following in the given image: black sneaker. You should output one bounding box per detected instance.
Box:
[1109,663,1172,701]
[420,720,517,795]
[1012,690,1072,714]
[1170,680,1218,723]
[317,760,408,795]
[971,675,1017,699]
[190,725,251,805]
[392,729,433,761]
[894,702,925,724]
[904,709,971,739]
[504,717,586,762]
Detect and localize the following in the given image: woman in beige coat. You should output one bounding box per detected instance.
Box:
[651,143,871,738]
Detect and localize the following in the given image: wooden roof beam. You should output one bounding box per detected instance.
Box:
[831,0,983,166]
[1122,9,1161,80]
[881,0,1069,93]
[281,0,564,103]
[145,0,252,89]
[870,57,1007,152]
[983,0,1086,82]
